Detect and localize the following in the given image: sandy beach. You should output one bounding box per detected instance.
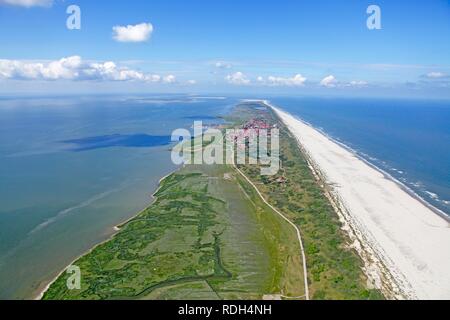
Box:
[271,103,450,300]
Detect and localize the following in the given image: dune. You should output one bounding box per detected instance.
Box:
[270,103,450,300]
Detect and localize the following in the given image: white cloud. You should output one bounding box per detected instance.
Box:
[112,23,153,43]
[225,72,250,85]
[163,75,176,84]
[348,80,368,87]
[0,0,52,7]
[0,56,82,80]
[424,72,448,79]
[187,80,197,85]
[0,56,175,83]
[320,76,368,88]
[320,75,337,88]
[260,74,307,87]
[215,61,232,69]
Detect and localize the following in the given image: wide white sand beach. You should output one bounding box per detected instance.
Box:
[271,103,450,300]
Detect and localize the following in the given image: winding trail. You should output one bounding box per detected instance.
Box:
[233,164,310,300]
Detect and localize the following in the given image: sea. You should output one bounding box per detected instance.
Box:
[0,94,449,299]
[271,96,450,218]
[0,94,234,299]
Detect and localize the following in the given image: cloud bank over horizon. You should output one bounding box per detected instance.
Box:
[1,56,449,96]
[259,74,307,87]
[224,72,372,89]
[0,56,178,83]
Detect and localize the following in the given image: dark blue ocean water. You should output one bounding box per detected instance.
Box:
[271,97,450,216]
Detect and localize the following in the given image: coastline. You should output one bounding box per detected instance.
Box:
[34,167,180,300]
[33,99,449,300]
[267,101,450,300]
[268,101,450,222]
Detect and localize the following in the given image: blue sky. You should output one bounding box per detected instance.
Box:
[0,0,449,97]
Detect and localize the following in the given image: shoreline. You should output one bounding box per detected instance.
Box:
[33,99,449,300]
[261,100,450,222]
[34,167,180,300]
[266,101,450,300]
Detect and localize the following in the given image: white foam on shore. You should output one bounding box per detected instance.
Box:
[270,103,450,300]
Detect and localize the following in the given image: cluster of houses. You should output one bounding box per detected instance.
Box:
[231,118,276,145]
[236,118,278,141]
[242,118,277,133]
[234,118,287,185]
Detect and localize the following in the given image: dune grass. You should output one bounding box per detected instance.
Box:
[233,103,383,300]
